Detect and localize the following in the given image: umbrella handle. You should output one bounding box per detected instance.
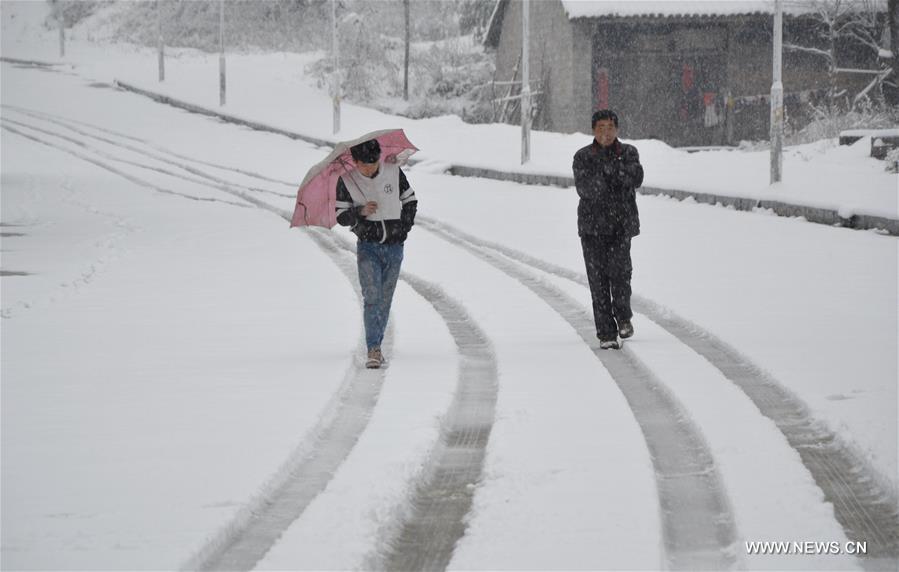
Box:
[297,201,309,226]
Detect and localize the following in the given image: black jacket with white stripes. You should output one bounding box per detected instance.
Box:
[335,167,417,245]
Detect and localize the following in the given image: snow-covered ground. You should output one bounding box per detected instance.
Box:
[3,0,897,220]
[2,2,897,570]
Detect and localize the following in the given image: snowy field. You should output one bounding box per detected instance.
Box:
[2,2,897,570]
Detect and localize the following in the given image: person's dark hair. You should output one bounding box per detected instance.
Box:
[350,139,381,163]
[591,109,619,129]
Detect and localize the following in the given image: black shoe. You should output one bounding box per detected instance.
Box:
[598,336,620,350]
[618,320,634,339]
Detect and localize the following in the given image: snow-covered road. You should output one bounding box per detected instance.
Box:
[2,59,896,571]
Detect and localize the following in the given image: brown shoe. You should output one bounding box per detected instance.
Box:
[365,347,383,369]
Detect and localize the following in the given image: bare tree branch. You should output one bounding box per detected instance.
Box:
[788,0,887,108]
[784,42,835,59]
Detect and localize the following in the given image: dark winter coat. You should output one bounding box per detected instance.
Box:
[572,139,644,237]
[335,167,417,245]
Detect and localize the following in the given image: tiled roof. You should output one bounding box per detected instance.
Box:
[484,0,887,48]
[561,0,886,19]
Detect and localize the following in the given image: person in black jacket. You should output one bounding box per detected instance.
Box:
[572,110,644,349]
[335,139,417,368]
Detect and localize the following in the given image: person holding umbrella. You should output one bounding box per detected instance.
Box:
[335,138,418,369]
[572,109,643,350]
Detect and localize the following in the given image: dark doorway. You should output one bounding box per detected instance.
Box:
[593,23,728,146]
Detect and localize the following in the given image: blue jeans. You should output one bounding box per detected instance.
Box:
[356,241,404,351]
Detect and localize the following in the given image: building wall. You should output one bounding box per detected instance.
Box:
[725,17,876,142]
[726,19,773,142]
[492,6,884,146]
[493,0,589,134]
[492,0,520,118]
[592,21,734,145]
[726,17,874,95]
[727,19,770,96]
[571,20,594,134]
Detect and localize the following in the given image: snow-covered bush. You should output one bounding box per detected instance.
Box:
[333,2,496,123]
[736,140,772,151]
[54,0,109,28]
[306,16,495,123]
[331,9,400,101]
[458,0,494,41]
[105,0,331,53]
[787,99,899,145]
[885,146,899,173]
[401,37,495,120]
[69,0,497,124]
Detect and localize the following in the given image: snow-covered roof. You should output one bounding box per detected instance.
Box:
[485,0,888,48]
[560,0,887,19]
[840,127,899,137]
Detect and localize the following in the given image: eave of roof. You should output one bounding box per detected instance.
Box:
[484,0,509,49]
[561,0,887,19]
[483,0,887,49]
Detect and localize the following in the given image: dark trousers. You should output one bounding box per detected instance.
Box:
[580,234,633,338]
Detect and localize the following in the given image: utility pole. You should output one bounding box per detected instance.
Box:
[770,0,783,184]
[331,0,341,134]
[890,0,899,105]
[520,0,531,164]
[404,0,410,101]
[219,0,226,106]
[56,1,65,58]
[157,0,165,82]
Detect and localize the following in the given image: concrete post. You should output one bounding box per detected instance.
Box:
[219,0,226,106]
[332,0,341,134]
[770,0,784,184]
[58,7,65,58]
[521,0,531,164]
[157,0,165,82]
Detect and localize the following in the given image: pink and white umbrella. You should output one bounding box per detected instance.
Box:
[290,129,418,228]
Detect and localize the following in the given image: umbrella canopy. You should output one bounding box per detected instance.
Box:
[290,129,419,228]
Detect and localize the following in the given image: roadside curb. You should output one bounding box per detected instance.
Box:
[113,79,334,149]
[446,165,899,236]
[1,55,70,68]
[112,79,899,236]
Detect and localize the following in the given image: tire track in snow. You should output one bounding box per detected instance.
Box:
[630,301,899,570]
[417,219,738,569]
[0,116,272,208]
[5,109,733,567]
[3,117,394,570]
[4,113,501,569]
[379,272,497,571]
[193,222,497,568]
[0,112,290,214]
[325,231,499,572]
[0,122,252,209]
[13,95,896,566]
[3,104,297,200]
[80,113,504,568]
[3,115,390,570]
[419,216,899,569]
[14,100,898,565]
[185,227,402,571]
